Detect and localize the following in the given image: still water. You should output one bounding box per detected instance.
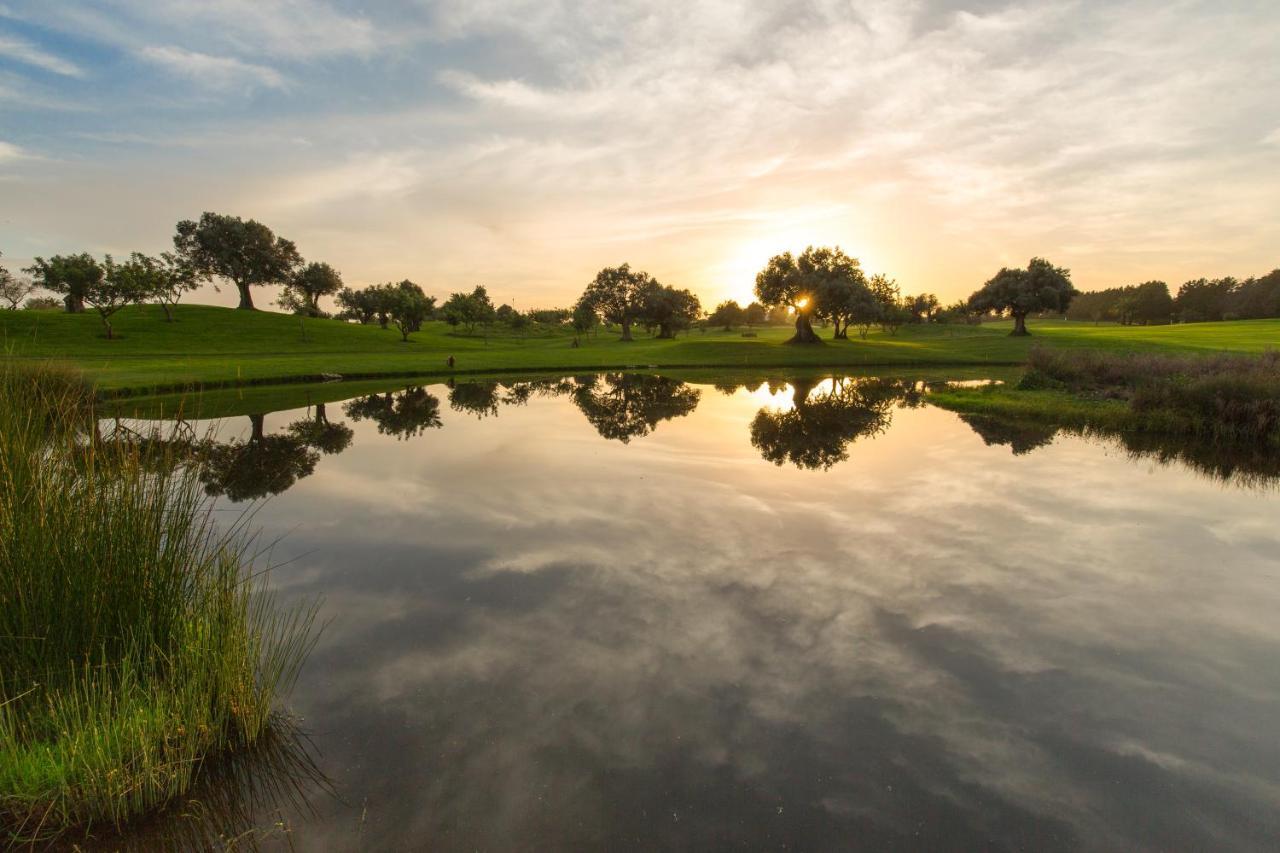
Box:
[109,374,1280,851]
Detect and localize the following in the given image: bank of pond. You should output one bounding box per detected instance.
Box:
[3,349,1280,847]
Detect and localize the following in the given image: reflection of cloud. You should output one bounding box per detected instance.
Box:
[175,381,1280,850]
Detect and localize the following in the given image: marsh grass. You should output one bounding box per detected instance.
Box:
[0,363,318,845]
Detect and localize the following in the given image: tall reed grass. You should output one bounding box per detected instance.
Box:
[0,362,317,845]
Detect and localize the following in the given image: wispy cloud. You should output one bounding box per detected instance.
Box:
[0,33,84,77]
[138,46,287,92]
[0,139,26,162]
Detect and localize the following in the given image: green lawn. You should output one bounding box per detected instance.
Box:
[2,304,1276,394]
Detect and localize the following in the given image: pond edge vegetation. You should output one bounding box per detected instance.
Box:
[0,362,318,846]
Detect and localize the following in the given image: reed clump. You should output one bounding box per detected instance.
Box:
[1021,347,1280,443]
[0,362,316,845]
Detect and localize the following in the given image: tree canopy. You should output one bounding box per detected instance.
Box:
[580,264,654,342]
[967,257,1076,336]
[640,283,701,338]
[280,262,344,317]
[24,253,103,313]
[173,212,301,310]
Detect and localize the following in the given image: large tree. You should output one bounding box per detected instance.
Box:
[571,374,701,442]
[344,387,443,440]
[24,253,102,313]
[757,247,869,344]
[386,282,436,342]
[280,261,343,317]
[967,257,1076,336]
[173,212,301,310]
[708,300,745,331]
[749,377,896,470]
[580,264,653,342]
[641,283,701,338]
[441,285,496,333]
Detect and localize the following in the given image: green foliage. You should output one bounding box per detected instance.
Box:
[385,281,437,341]
[708,300,745,330]
[24,252,103,314]
[968,257,1077,336]
[441,285,496,333]
[279,261,344,317]
[0,363,316,844]
[22,295,62,311]
[640,283,701,338]
[580,264,654,342]
[173,212,302,310]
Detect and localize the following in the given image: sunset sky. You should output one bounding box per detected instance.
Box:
[1,0,1278,309]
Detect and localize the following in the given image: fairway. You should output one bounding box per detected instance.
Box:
[2,305,1276,393]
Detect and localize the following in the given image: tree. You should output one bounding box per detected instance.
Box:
[280,261,343,317]
[641,283,701,338]
[336,286,377,324]
[0,252,36,309]
[84,254,156,339]
[570,374,701,442]
[441,285,496,333]
[744,301,767,327]
[344,387,442,439]
[794,247,866,340]
[24,253,102,313]
[24,295,62,311]
[754,251,818,343]
[1175,277,1235,322]
[749,377,895,470]
[173,212,301,310]
[386,283,435,341]
[286,402,353,455]
[572,297,596,343]
[196,415,319,500]
[580,264,653,342]
[149,252,199,321]
[449,380,502,419]
[708,300,745,330]
[967,257,1076,336]
[906,293,940,323]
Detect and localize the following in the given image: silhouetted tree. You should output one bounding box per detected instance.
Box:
[640,283,701,338]
[708,300,746,330]
[580,264,654,342]
[571,374,701,442]
[0,251,36,310]
[197,415,320,500]
[959,414,1058,455]
[754,250,822,343]
[743,301,767,327]
[386,281,436,341]
[749,377,894,469]
[968,257,1076,336]
[344,387,442,439]
[173,212,302,310]
[449,380,502,419]
[286,402,354,455]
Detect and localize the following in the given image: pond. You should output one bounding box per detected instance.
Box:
[101,372,1280,851]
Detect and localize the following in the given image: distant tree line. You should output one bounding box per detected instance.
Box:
[1065,271,1280,324]
[4,211,1275,343]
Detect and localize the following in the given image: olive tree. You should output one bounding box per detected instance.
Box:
[708,300,745,330]
[173,212,301,310]
[279,261,343,317]
[87,254,157,338]
[24,253,103,313]
[580,263,653,342]
[968,257,1076,336]
[641,283,701,338]
[386,283,436,341]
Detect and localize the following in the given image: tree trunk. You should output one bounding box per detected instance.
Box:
[1010,312,1030,336]
[236,281,255,310]
[656,323,675,339]
[101,315,113,339]
[249,414,266,442]
[160,302,174,322]
[620,319,634,342]
[787,312,821,344]
[315,402,328,424]
[64,294,85,313]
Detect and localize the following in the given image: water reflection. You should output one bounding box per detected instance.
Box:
[345,386,443,440]
[96,373,1280,849]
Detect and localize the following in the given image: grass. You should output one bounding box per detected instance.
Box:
[931,347,1280,446]
[0,362,317,845]
[3,304,1278,394]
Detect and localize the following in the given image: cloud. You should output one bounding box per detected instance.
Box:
[0,33,84,77]
[138,45,287,92]
[0,139,26,162]
[1264,127,1280,146]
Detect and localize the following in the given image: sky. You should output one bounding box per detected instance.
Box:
[1,0,1278,310]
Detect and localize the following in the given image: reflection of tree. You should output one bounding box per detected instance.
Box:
[344,387,442,440]
[750,377,894,470]
[958,414,1058,455]
[448,380,501,419]
[571,373,701,443]
[286,402,354,455]
[197,414,321,501]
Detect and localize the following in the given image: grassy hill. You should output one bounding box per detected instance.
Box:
[2,304,1277,393]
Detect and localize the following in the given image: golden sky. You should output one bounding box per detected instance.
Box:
[1,1,1278,309]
